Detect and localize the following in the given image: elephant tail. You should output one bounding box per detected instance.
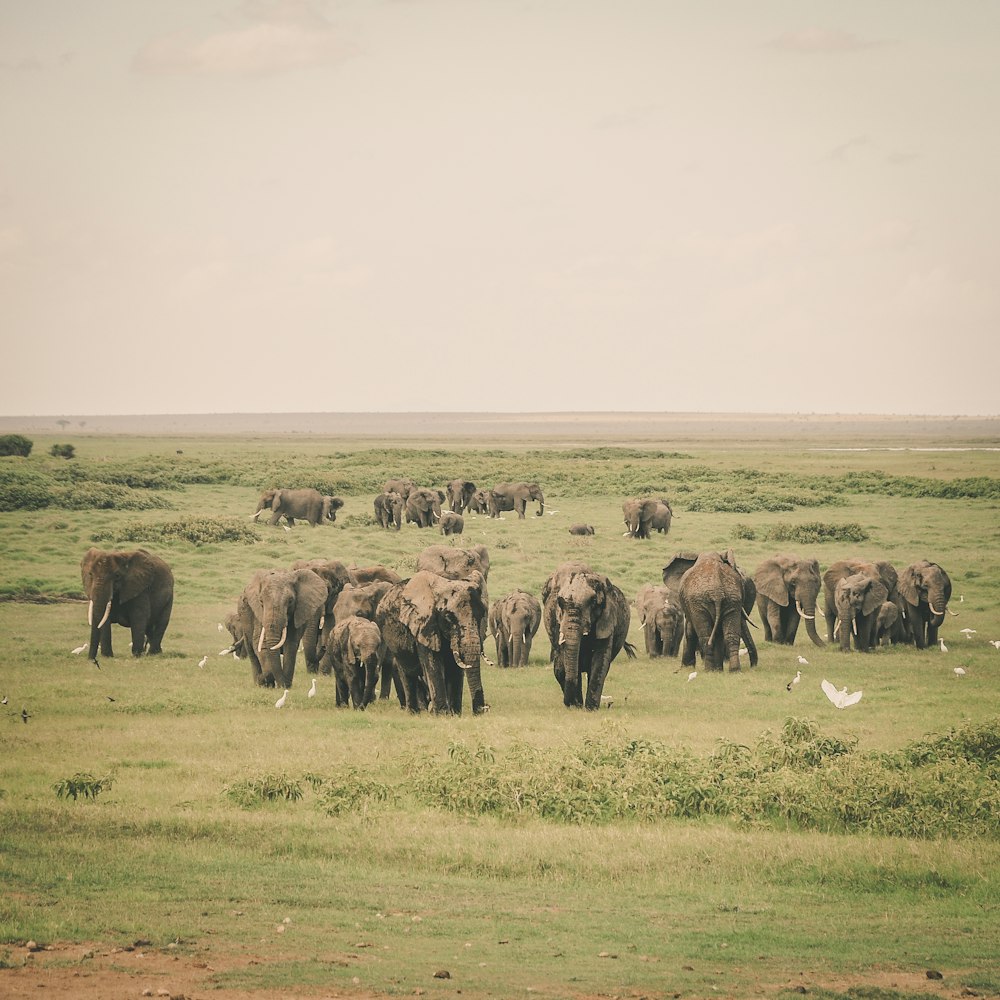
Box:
[708,598,724,649]
[622,641,637,660]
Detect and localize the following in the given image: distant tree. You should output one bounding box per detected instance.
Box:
[78,420,87,428]
[50,443,76,459]
[0,434,33,457]
[56,419,70,431]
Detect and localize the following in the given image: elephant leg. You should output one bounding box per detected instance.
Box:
[146,599,171,655]
[762,602,781,643]
[681,621,698,668]
[741,622,758,667]
[99,622,115,657]
[584,648,612,710]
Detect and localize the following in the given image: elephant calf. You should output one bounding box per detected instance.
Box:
[568,524,595,536]
[440,511,464,536]
[321,616,382,709]
[634,584,682,658]
[489,589,542,667]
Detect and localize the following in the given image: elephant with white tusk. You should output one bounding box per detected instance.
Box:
[622,497,673,539]
[823,559,902,652]
[252,487,344,528]
[489,589,542,667]
[445,479,477,514]
[753,555,825,648]
[898,560,953,648]
[405,487,446,528]
[374,490,404,530]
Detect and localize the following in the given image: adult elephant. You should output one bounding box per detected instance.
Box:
[377,571,490,715]
[252,488,344,528]
[490,482,544,519]
[661,551,701,599]
[898,560,953,648]
[678,550,758,672]
[416,544,490,583]
[405,487,445,528]
[543,562,634,709]
[382,478,415,500]
[445,479,477,514]
[489,589,542,667]
[634,584,682,658]
[321,616,382,709]
[349,564,402,586]
[239,567,328,689]
[290,559,353,671]
[753,555,824,647]
[622,498,673,539]
[80,547,174,664]
[374,491,404,530]
[827,563,888,652]
[440,511,464,536]
[823,559,900,649]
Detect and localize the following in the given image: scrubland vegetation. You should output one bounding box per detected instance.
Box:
[1,429,998,999]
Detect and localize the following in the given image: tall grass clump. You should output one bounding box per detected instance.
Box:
[91,517,260,546]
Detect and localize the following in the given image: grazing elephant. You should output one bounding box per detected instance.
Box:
[321,616,382,708]
[290,559,353,671]
[634,584,682,658]
[489,481,544,519]
[416,544,490,582]
[898,560,953,648]
[377,571,490,715]
[374,491,404,530]
[382,477,415,500]
[405,487,445,528]
[239,567,328,688]
[543,562,635,709]
[469,488,492,515]
[489,589,542,667]
[753,555,825,648]
[80,547,174,663]
[252,488,344,528]
[622,497,673,539]
[568,524,595,536]
[678,550,758,672]
[445,479,477,514]
[440,511,464,536]
[349,564,402,586]
[874,600,900,647]
[822,559,900,650]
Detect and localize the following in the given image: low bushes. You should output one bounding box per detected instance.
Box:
[91,517,260,546]
[735,522,871,544]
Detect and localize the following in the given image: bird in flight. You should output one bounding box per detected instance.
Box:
[821,679,862,709]
[960,629,976,639]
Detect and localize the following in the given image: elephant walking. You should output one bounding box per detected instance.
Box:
[290,559,353,672]
[405,488,445,528]
[321,616,382,708]
[622,498,673,539]
[489,589,542,667]
[543,562,635,709]
[823,559,900,652]
[489,482,544,519]
[898,560,953,648]
[677,550,758,672]
[80,547,174,663]
[445,479,477,514]
[374,491,404,530]
[753,555,825,647]
[440,511,464,536]
[252,488,344,528]
[634,584,682,658]
[416,544,490,583]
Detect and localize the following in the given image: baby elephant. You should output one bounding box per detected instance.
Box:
[568,524,595,536]
[321,616,382,709]
[440,511,464,536]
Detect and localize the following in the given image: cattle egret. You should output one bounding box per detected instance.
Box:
[940,638,948,652]
[198,655,208,669]
[960,629,976,638]
[787,670,801,691]
[954,667,966,676]
[274,690,288,709]
[960,595,964,603]
[71,645,86,655]
[217,623,224,632]
[219,648,231,656]
[687,671,697,682]
[281,525,291,533]
[308,678,317,698]
[1,696,7,705]
[821,679,863,709]
[797,655,809,665]
[990,640,1000,650]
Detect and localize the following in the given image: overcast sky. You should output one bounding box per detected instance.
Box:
[1,1,997,416]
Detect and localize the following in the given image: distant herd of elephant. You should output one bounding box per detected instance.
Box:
[78,503,955,714]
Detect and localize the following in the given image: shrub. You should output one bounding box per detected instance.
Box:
[224,773,303,808]
[49,444,76,459]
[53,481,172,511]
[53,772,114,801]
[766,522,870,544]
[0,434,33,457]
[0,466,55,510]
[92,517,259,546]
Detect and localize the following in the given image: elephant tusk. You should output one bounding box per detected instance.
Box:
[795,601,815,620]
[88,599,93,626]
[319,615,325,631]
[458,661,475,671]
[558,628,565,646]
[270,626,288,651]
[742,607,759,628]
[852,618,858,636]
[929,603,943,616]
[834,618,841,637]
[948,609,959,616]
[97,601,112,629]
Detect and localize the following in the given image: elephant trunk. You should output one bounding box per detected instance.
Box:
[87,586,114,661]
[558,611,584,707]
[838,608,853,652]
[361,653,380,707]
[510,618,528,667]
[927,588,948,624]
[796,600,824,647]
[463,658,487,714]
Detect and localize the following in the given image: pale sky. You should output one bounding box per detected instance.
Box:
[1,1,998,416]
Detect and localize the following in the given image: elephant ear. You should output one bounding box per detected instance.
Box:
[898,565,921,605]
[119,551,156,603]
[862,579,889,616]
[589,575,616,639]
[271,489,283,508]
[292,569,327,628]
[641,499,659,518]
[754,560,789,606]
[243,571,269,620]
[80,547,100,592]
[399,573,441,651]
[662,553,697,591]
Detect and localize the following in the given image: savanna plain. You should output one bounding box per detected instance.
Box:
[1,414,999,1000]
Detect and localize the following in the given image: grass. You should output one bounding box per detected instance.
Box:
[1,429,999,997]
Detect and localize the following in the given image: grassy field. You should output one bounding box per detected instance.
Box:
[1,423,999,999]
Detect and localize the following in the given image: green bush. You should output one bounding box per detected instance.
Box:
[49,444,76,459]
[0,434,33,457]
[53,772,114,801]
[91,517,259,546]
[224,773,303,808]
[53,481,172,511]
[765,521,870,544]
[0,466,55,510]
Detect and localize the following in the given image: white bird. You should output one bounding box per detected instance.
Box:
[308,678,317,698]
[217,623,224,633]
[219,648,231,656]
[687,671,697,682]
[797,655,809,665]
[960,628,976,638]
[960,595,964,603]
[990,640,1000,650]
[274,690,288,709]
[281,524,291,533]
[1,696,7,705]
[198,655,208,669]
[786,670,801,691]
[821,678,863,709]
[940,638,948,653]
[71,645,86,655]
[954,667,966,676]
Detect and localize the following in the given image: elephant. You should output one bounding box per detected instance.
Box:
[634,584,682,658]
[405,487,445,528]
[326,580,395,695]
[469,489,492,515]
[677,550,758,672]
[220,609,247,658]
[898,560,953,648]
[489,482,544,519]
[661,551,701,599]
[822,559,900,650]
[416,544,490,583]
[80,547,174,664]
[252,488,344,528]
[238,567,328,689]
[445,479,477,514]
[542,562,635,709]
[830,566,888,652]
[382,477,415,500]
[440,511,464,536]
[374,491,404,530]
[376,571,490,715]
[874,600,900,647]
[321,616,382,708]
[622,498,673,539]
[568,524,595,536]
[290,559,353,671]
[489,589,542,667]
[753,555,825,647]
[349,564,402,586]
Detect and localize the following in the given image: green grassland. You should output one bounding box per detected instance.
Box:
[1,429,999,999]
